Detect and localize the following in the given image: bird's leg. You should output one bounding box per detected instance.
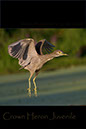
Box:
[33,77,37,96]
[27,72,34,97]
[33,71,39,97]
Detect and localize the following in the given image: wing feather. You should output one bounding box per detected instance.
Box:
[8,38,38,68]
[35,39,55,55]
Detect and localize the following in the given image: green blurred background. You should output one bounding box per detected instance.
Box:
[0,28,86,105]
[0,28,86,74]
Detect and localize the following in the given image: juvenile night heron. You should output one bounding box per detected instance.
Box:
[8,38,68,97]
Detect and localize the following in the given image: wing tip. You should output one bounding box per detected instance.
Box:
[51,44,55,47]
[45,39,55,47]
[8,46,12,55]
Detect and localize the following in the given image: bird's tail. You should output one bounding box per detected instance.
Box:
[19,66,25,70]
[19,62,30,70]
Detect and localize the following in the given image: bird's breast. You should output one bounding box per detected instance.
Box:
[27,58,41,71]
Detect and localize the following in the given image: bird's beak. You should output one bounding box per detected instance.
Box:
[62,53,68,56]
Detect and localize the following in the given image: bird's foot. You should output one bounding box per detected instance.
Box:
[34,88,37,97]
[27,88,31,97]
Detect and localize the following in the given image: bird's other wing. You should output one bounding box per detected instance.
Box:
[8,38,38,67]
[35,39,55,55]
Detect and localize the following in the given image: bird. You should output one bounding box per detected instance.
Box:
[8,38,68,97]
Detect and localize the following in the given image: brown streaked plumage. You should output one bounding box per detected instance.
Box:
[8,38,68,97]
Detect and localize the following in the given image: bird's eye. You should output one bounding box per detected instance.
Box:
[58,51,61,54]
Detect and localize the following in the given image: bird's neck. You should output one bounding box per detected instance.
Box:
[43,52,59,64]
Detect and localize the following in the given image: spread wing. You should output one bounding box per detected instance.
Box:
[8,38,38,68]
[35,39,55,55]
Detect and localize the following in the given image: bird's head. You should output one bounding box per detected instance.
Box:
[53,50,68,57]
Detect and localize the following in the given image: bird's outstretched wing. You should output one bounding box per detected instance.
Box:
[35,39,55,55]
[8,38,38,68]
